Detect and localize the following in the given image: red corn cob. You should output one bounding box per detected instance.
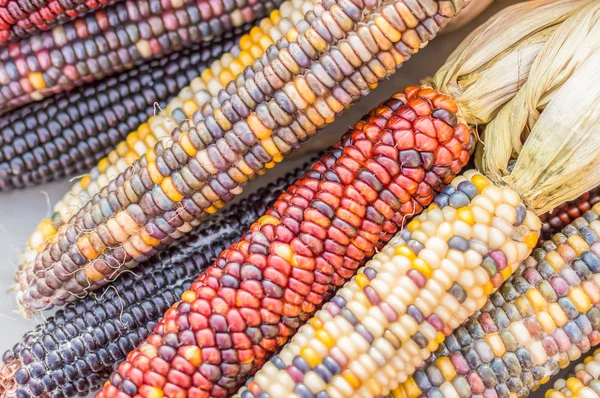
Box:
[98,86,475,398]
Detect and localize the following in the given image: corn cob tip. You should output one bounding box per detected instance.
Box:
[0,357,19,398]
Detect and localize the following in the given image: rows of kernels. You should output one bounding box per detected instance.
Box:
[0,31,245,193]
[0,0,120,43]
[46,0,317,225]
[0,0,281,113]
[3,165,303,398]
[238,171,540,398]
[540,188,600,243]
[97,87,474,398]
[19,0,316,269]
[17,0,464,314]
[545,349,600,398]
[390,202,600,398]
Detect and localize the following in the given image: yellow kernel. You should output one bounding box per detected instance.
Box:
[483,281,494,295]
[249,26,264,42]
[147,162,164,184]
[84,266,105,283]
[265,161,276,169]
[472,174,490,193]
[80,174,92,189]
[181,290,197,303]
[315,329,336,348]
[436,357,456,381]
[259,35,274,51]
[229,59,244,76]
[218,68,235,87]
[274,243,293,262]
[205,206,218,214]
[257,214,280,227]
[342,369,361,389]
[146,386,165,398]
[584,355,595,364]
[412,258,432,279]
[248,114,272,139]
[146,148,157,163]
[238,50,254,67]
[309,318,323,330]
[38,219,57,238]
[524,231,540,249]
[138,123,151,139]
[526,289,548,312]
[140,228,161,246]
[125,151,138,165]
[566,377,584,393]
[569,287,592,313]
[269,9,281,24]
[355,273,369,289]
[97,157,110,173]
[286,28,299,43]
[78,236,99,260]
[249,44,264,58]
[456,207,475,226]
[485,333,506,356]
[201,68,214,83]
[402,376,422,398]
[395,245,417,261]
[179,132,198,157]
[567,235,590,255]
[182,99,199,118]
[180,346,202,367]
[126,131,139,148]
[545,251,566,271]
[300,347,321,368]
[161,177,184,202]
[29,72,46,90]
[500,264,513,281]
[239,34,253,50]
[407,219,420,232]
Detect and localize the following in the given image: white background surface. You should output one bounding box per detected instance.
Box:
[0,2,564,396]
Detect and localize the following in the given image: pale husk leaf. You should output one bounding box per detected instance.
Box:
[478,1,600,186]
[433,0,592,125]
[479,11,600,215]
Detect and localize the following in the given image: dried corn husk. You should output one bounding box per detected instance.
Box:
[433,0,591,125]
[478,1,600,214]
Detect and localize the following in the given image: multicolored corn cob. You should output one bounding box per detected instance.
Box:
[0,0,282,114]
[387,202,600,397]
[19,0,317,269]
[238,170,541,398]
[34,0,318,227]
[545,348,600,398]
[0,162,308,398]
[540,188,600,242]
[0,0,120,43]
[0,29,245,191]
[16,0,466,314]
[96,86,475,398]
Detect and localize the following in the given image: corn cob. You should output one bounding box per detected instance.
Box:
[545,348,600,398]
[0,163,309,398]
[39,0,318,226]
[20,0,317,268]
[386,203,600,398]
[16,0,466,314]
[94,86,474,398]
[239,8,600,395]
[0,0,121,44]
[238,170,541,398]
[540,188,600,242]
[0,0,283,114]
[0,29,246,191]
